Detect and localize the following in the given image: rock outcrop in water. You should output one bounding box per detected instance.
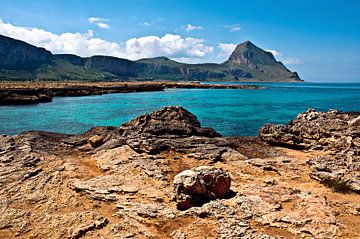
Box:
[0,106,359,238]
[259,109,360,193]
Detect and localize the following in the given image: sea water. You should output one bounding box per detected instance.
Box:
[1,82,360,136]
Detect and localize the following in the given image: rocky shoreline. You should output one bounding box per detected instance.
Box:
[0,81,261,105]
[0,107,359,238]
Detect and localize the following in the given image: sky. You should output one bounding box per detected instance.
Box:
[0,0,359,82]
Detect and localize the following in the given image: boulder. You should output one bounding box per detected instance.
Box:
[173,166,231,210]
[118,106,223,154]
[120,106,221,138]
[88,135,104,148]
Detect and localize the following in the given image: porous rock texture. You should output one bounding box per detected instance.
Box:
[260,109,360,193]
[0,106,359,238]
[173,166,231,210]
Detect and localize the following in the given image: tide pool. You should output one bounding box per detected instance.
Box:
[1,82,360,136]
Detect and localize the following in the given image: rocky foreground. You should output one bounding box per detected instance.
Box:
[0,107,359,238]
[0,81,261,105]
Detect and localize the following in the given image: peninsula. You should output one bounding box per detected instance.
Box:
[0,35,302,82]
[0,81,262,105]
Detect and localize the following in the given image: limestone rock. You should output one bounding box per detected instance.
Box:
[70,176,137,201]
[88,135,104,148]
[259,109,360,193]
[259,109,360,152]
[120,106,220,138]
[173,166,231,210]
[118,106,225,154]
[0,106,359,238]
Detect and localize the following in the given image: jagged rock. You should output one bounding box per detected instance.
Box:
[307,156,360,193]
[173,166,231,210]
[259,109,360,193]
[118,106,224,154]
[120,106,220,138]
[1,106,359,238]
[259,109,360,152]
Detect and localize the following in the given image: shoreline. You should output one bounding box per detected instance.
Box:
[0,81,262,105]
[0,106,359,238]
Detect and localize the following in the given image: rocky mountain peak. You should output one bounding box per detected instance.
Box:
[227,40,277,66]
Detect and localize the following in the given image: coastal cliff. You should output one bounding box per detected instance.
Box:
[0,107,359,238]
[0,34,302,82]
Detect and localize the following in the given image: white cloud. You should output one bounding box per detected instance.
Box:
[183,24,203,32]
[218,43,237,56]
[125,34,213,59]
[266,49,282,58]
[88,17,110,29]
[226,24,241,32]
[0,19,213,62]
[266,49,301,65]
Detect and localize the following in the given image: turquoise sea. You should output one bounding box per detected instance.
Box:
[1,82,360,136]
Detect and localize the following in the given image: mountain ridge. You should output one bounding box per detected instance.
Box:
[0,35,302,82]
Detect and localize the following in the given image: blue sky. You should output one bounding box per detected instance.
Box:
[0,0,359,82]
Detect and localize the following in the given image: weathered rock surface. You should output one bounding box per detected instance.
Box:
[259,108,360,152]
[0,106,359,238]
[173,166,231,209]
[259,109,360,194]
[119,106,230,156]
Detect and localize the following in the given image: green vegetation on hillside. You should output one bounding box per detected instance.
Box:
[0,34,302,82]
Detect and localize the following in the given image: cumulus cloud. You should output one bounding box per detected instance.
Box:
[0,19,121,56]
[266,49,282,58]
[0,19,213,62]
[183,24,203,32]
[88,17,110,29]
[266,49,301,65]
[125,34,213,59]
[218,43,237,56]
[225,24,241,32]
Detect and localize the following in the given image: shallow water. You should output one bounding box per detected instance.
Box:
[1,82,360,136]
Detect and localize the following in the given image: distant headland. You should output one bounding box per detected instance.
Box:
[0,35,302,82]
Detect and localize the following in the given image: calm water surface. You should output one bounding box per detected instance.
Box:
[1,82,360,136]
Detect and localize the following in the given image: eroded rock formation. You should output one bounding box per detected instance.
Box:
[0,106,359,238]
[260,109,360,193]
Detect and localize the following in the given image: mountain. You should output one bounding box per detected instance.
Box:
[224,41,301,81]
[0,35,302,82]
